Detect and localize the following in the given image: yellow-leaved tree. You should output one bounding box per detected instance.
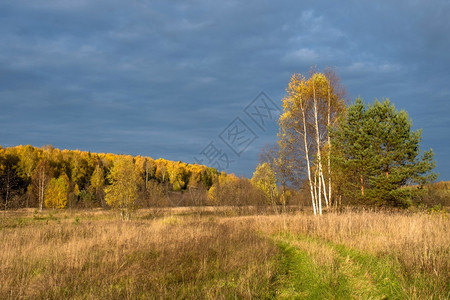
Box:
[44,174,69,209]
[251,163,278,213]
[90,164,105,207]
[278,68,345,215]
[105,156,140,220]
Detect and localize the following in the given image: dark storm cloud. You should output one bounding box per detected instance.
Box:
[1,0,449,179]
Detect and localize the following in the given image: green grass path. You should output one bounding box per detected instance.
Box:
[271,234,407,299]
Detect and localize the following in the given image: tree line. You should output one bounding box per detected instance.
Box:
[0,145,286,217]
[0,145,219,211]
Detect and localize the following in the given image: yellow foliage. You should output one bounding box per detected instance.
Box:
[251,163,278,202]
[73,184,80,197]
[105,156,140,220]
[44,176,68,209]
[207,185,217,204]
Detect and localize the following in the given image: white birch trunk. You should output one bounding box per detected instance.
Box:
[321,172,329,207]
[313,77,323,215]
[327,81,332,206]
[314,169,322,215]
[300,93,317,215]
[313,169,318,214]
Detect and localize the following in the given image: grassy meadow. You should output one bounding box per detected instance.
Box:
[1,208,449,299]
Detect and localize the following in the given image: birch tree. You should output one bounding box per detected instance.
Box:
[32,159,51,211]
[44,175,69,209]
[105,156,140,220]
[324,68,346,205]
[278,70,345,214]
[259,143,294,212]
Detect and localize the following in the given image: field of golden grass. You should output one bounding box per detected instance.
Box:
[0,208,448,299]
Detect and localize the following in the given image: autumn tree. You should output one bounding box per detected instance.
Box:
[44,174,69,209]
[278,70,345,214]
[69,151,90,189]
[90,164,105,207]
[260,145,286,201]
[69,183,80,208]
[331,98,437,207]
[17,145,39,183]
[105,156,141,220]
[135,156,157,190]
[200,167,217,189]
[32,159,52,211]
[207,172,237,205]
[168,162,189,191]
[251,163,279,213]
[155,159,168,183]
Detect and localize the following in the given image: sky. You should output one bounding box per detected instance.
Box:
[1,0,449,180]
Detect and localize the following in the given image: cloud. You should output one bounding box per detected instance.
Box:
[283,48,319,64]
[0,0,449,179]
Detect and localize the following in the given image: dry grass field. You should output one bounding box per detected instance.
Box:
[0,208,449,299]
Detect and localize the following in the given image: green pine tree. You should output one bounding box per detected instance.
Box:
[331,98,437,207]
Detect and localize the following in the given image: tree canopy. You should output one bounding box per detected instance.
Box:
[277,69,345,214]
[44,175,69,209]
[0,145,220,210]
[105,157,140,220]
[331,98,437,206]
[251,163,278,202]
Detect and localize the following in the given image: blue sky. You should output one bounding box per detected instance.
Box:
[1,0,449,180]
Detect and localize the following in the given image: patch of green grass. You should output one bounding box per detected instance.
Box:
[272,233,408,299]
[273,235,353,299]
[274,239,335,299]
[332,243,406,299]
